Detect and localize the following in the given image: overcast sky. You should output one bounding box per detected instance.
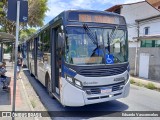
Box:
[44,0,144,24]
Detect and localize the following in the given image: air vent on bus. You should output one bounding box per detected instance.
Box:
[78,65,127,77]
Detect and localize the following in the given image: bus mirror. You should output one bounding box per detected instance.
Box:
[61,25,64,31]
[58,33,65,47]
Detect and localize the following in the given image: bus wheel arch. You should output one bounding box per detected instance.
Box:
[45,72,53,97]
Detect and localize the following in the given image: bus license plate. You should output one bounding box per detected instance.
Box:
[101,87,112,93]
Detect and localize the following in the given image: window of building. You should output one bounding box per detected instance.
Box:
[144,27,150,35]
[155,40,160,47]
[141,40,160,47]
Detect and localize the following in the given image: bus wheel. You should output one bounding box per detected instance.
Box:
[29,64,34,77]
[29,69,34,77]
[47,77,53,98]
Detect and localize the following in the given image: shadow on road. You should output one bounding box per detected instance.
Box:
[23,70,128,118]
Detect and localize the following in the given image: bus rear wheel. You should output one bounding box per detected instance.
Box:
[47,77,54,98]
[29,63,34,77]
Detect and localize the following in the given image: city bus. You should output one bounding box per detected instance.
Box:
[25,10,130,106]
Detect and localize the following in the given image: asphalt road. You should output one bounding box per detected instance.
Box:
[23,69,160,120]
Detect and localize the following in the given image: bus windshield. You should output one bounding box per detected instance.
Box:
[65,26,128,65]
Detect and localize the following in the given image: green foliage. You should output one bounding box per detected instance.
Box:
[20,28,36,42]
[145,83,156,90]
[130,79,135,84]
[136,82,143,87]
[31,100,36,108]
[4,43,12,53]
[28,0,49,27]
[0,0,48,35]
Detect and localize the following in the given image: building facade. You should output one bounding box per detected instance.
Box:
[147,0,160,10]
[106,1,160,81]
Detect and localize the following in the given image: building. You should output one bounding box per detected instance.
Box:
[106,1,160,81]
[147,0,160,10]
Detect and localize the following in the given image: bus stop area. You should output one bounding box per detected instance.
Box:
[0,32,50,120]
[0,60,51,120]
[0,61,32,112]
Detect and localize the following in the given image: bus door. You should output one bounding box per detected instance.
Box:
[51,26,63,96]
[34,37,38,77]
[26,42,30,68]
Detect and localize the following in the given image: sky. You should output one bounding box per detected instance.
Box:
[44,0,144,24]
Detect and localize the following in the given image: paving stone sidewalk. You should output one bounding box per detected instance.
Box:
[0,61,51,120]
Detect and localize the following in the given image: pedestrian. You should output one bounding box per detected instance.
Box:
[17,52,23,79]
[0,62,10,90]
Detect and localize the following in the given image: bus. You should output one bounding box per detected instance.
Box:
[26,10,130,107]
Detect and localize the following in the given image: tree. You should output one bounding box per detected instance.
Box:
[0,0,48,35]
[19,28,36,42]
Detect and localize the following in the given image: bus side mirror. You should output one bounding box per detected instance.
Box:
[58,33,65,47]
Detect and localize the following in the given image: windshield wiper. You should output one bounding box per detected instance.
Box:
[109,26,119,43]
[106,25,119,54]
[83,24,98,47]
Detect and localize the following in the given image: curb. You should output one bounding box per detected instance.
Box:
[20,77,39,120]
[130,76,160,89]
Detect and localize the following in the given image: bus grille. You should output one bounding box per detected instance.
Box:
[78,65,127,77]
[84,81,125,95]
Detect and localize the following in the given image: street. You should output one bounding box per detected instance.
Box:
[23,69,160,120]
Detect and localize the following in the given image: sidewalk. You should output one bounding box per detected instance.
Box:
[0,62,36,120]
[130,76,160,89]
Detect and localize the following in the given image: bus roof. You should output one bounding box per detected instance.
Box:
[27,10,125,40]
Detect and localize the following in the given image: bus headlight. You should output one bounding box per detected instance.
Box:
[125,74,129,83]
[75,79,82,88]
[65,75,83,89]
[66,75,74,83]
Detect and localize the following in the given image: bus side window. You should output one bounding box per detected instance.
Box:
[37,37,43,61]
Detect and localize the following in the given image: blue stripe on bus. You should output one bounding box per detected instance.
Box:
[62,65,77,78]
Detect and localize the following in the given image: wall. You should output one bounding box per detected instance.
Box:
[139,17,160,36]
[129,41,140,47]
[128,47,136,75]
[137,48,160,81]
[121,2,160,41]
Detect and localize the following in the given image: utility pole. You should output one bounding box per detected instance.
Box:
[7,0,28,119]
[12,1,20,120]
[134,22,139,76]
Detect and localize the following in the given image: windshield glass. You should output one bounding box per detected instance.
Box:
[65,27,128,65]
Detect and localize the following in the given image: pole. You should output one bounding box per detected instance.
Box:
[1,43,3,62]
[0,43,3,62]
[134,22,139,76]
[12,1,20,120]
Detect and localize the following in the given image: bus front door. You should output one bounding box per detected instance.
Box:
[51,27,63,97]
[34,37,38,77]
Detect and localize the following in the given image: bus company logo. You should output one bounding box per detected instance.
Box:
[83,81,98,85]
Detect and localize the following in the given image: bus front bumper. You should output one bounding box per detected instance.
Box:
[61,78,130,107]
